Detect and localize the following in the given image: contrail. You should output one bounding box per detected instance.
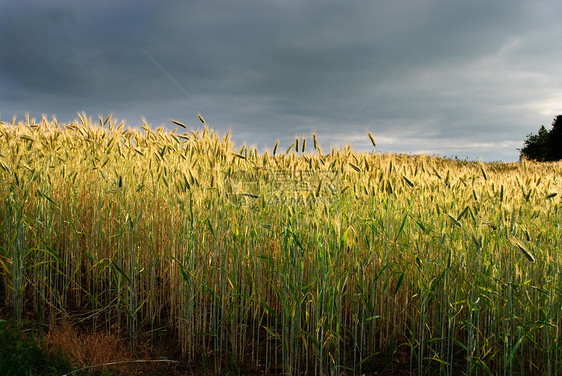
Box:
[144,51,191,98]
[144,52,224,131]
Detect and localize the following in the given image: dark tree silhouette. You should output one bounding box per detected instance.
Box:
[548,115,562,160]
[520,115,562,161]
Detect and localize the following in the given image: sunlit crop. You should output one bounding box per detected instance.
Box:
[0,114,561,375]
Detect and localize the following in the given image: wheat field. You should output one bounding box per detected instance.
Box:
[0,114,561,375]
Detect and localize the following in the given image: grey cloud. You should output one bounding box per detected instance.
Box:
[1,1,154,101]
[1,0,561,161]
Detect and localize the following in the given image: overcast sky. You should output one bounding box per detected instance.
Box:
[1,0,561,161]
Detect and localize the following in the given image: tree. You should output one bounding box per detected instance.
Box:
[520,115,562,161]
[548,115,562,160]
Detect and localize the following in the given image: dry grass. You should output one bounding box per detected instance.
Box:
[43,322,194,375]
[44,322,134,374]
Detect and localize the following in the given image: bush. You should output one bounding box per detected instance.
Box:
[0,319,72,376]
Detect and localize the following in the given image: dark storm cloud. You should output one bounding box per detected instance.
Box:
[0,1,154,100]
[1,0,561,161]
